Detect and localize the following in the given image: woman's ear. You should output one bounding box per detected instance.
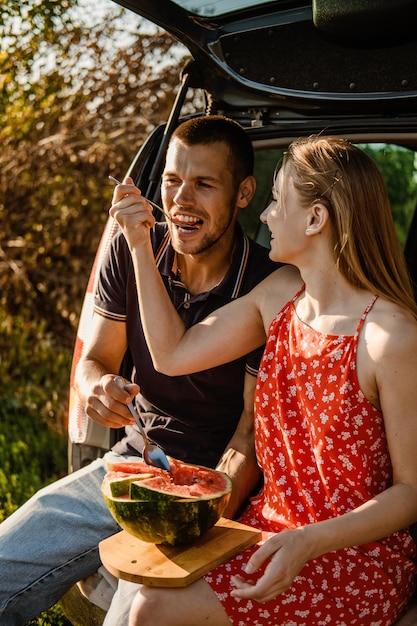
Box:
[305,201,329,235]
[236,176,256,208]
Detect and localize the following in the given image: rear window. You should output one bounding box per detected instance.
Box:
[170,0,277,17]
[239,142,417,252]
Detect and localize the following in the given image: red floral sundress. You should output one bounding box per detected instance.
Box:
[205,290,417,625]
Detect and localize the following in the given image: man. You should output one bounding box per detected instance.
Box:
[0,115,278,625]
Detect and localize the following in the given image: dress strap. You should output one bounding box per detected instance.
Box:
[292,284,306,303]
[355,294,378,335]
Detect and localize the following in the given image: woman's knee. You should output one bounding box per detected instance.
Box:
[128,580,231,626]
[129,586,164,626]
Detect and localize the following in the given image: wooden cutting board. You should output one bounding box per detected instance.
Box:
[99,517,261,587]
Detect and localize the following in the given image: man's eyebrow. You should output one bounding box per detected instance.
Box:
[162,173,222,184]
[195,176,221,183]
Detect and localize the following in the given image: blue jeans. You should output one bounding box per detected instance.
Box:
[0,453,125,626]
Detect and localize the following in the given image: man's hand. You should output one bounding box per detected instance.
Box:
[84,373,139,429]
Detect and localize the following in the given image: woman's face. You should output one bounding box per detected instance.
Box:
[261,163,310,264]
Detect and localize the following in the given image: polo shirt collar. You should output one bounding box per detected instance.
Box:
[154,223,250,300]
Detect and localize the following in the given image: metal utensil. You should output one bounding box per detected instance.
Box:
[114,376,171,472]
[108,175,195,230]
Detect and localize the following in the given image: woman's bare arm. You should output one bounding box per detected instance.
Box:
[109,180,299,375]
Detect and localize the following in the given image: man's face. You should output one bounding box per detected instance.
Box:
[161,139,240,255]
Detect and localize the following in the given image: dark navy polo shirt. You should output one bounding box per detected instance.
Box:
[94,222,279,467]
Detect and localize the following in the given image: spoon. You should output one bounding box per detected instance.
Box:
[108,176,195,231]
[113,376,171,472]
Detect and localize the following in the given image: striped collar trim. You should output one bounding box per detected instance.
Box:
[155,228,250,300]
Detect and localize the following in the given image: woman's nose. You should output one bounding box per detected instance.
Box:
[260,204,271,224]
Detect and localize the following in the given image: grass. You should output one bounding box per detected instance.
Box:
[0,310,74,624]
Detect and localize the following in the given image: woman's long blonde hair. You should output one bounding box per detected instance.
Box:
[284,135,417,318]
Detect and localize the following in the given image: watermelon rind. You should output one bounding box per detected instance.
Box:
[108,473,154,497]
[101,461,232,546]
[103,494,229,545]
[129,478,200,502]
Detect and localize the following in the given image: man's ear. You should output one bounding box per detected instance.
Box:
[236,176,256,208]
[305,201,329,235]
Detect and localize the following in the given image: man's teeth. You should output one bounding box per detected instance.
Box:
[175,215,200,224]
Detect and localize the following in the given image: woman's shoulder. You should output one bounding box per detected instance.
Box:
[254,265,303,329]
[366,296,417,357]
[258,264,302,294]
[371,296,417,327]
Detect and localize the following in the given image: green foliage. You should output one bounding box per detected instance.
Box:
[0,309,71,624]
[361,144,417,247]
[0,308,70,520]
[0,1,191,349]
[25,604,72,626]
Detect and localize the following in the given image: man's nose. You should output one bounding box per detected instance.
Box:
[173,184,194,206]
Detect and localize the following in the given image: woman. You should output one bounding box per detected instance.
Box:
[110,135,417,625]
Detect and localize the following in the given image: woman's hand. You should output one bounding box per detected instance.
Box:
[109,176,155,250]
[230,527,312,603]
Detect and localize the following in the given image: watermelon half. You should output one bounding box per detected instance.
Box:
[101,458,232,546]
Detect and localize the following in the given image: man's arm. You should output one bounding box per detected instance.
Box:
[75,314,136,429]
[216,372,261,519]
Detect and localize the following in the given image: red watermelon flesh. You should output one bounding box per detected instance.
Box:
[105,457,229,499]
[106,459,167,475]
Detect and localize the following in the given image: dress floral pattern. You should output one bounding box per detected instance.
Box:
[205,290,417,625]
